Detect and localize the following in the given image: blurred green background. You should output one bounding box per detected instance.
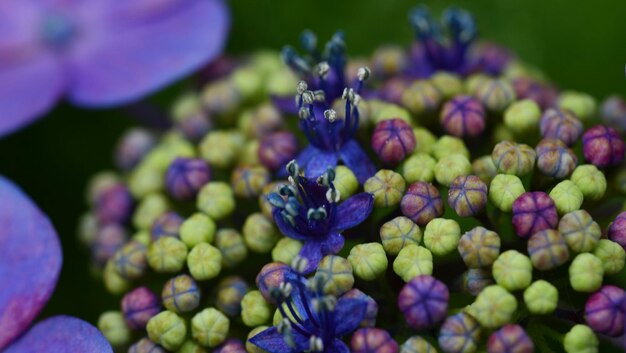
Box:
[0,0,624,328]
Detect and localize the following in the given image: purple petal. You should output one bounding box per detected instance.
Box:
[0,176,61,350]
[4,315,112,353]
[297,240,324,274]
[66,0,230,106]
[304,150,338,180]
[332,193,374,232]
[271,95,299,115]
[272,209,309,241]
[338,140,376,184]
[333,298,367,336]
[321,232,345,255]
[330,339,350,353]
[248,326,305,353]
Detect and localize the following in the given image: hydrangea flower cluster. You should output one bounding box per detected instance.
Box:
[79,6,626,353]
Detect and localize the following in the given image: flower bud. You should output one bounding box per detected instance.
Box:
[187,243,222,281]
[197,182,236,220]
[271,237,302,265]
[171,94,210,144]
[472,155,498,184]
[413,127,437,154]
[402,79,442,115]
[424,218,461,256]
[462,268,494,296]
[243,213,278,253]
[216,228,247,267]
[112,240,147,280]
[239,140,260,166]
[104,259,130,295]
[201,80,240,116]
[558,210,601,253]
[93,182,134,225]
[608,211,626,249]
[398,275,449,331]
[582,125,625,168]
[241,290,271,327]
[343,289,379,327]
[536,138,578,178]
[400,336,437,353]
[191,308,230,347]
[372,119,416,165]
[150,211,183,241]
[371,46,408,79]
[180,213,216,248]
[540,108,583,146]
[165,158,211,200]
[231,166,270,198]
[448,175,488,217]
[503,99,541,134]
[440,95,485,137]
[438,312,481,353]
[351,328,399,353]
[216,276,249,317]
[333,166,359,201]
[238,103,282,138]
[199,130,244,169]
[569,253,604,292]
[259,182,286,218]
[472,77,515,112]
[488,174,525,212]
[393,244,433,282]
[256,262,292,303]
[557,90,596,120]
[593,239,625,275]
[214,339,246,353]
[314,255,354,296]
[147,237,188,273]
[401,182,444,226]
[348,242,388,280]
[434,154,472,187]
[178,340,209,353]
[549,180,583,214]
[115,128,156,172]
[402,153,436,183]
[133,193,168,230]
[431,71,464,99]
[93,224,128,266]
[122,287,161,330]
[570,165,607,200]
[432,136,470,160]
[563,325,598,353]
[487,324,534,353]
[469,285,517,328]
[491,141,536,176]
[380,216,422,255]
[458,227,501,268]
[98,311,130,346]
[128,338,166,353]
[584,285,625,337]
[162,274,200,313]
[364,170,406,208]
[492,250,532,291]
[523,280,558,315]
[147,310,186,351]
[601,95,626,132]
[374,103,412,124]
[511,192,558,238]
[527,229,570,270]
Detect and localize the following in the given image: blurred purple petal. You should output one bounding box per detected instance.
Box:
[338,140,376,184]
[249,326,306,353]
[272,95,299,115]
[321,232,344,255]
[0,176,61,350]
[297,240,324,274]
[333,298,367,336]
[66,0,230,106]
[332,193,374,232]
[304,149,338,179]
[4,316,112,353]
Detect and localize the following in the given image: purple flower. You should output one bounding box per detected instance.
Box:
[0,175,112,352]
[250,271,367,353]
[0,0,230,137]
[269,162,374,274]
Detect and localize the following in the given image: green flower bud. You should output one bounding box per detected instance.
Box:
[197,182,236,220]
[267,69,299,97]
[563,325,598,353]
[473,78,516,112]
[550,180,584,214]
[148,237,188,273]
[147,310,187,351]
[348,243,389,280]
[271,238,302,265]
[112,240,147,280]
[431,71,464,99]
[143,134,196,170]
[180,213,216,248]
[492,124,515,144]
[199,131,244,169]
[201,79,240,116]
[472,155,498,184]
[232,67,263,101]
[259,182,285,218]
[77,212,98,246]
[423,218,461,256]
[570,165,607,201]
[133,230,151,246]
[103,260,130,295]
[491,141,536,176]
[129,164,163,199]
[133,193,169,230]
[187,243,222,281]
[457,227,501,268]
[191,308,230,347]
[231,166,270,198]
[216,229,247,267]
[431,136,470,160]
[177,340,208,353]
[402,153,437,183]
[413,128,437,154]
[98,311,130,346]
[465,73,489,93]
[401,336,437,353]
[569,253,604,292]
[162,274,201,313]
[374,104,413,124]
[314,255,355,296]
[334,166,359,201]
[239,140,261,166]
[364,170,406,208]
[247,326,269,353]
[558,91,596,120]
[434,154,472,187]
[492,250,533,291]
[593,239,625,275]
[401,80,442,115]
[523,280,558,315]
[241,290,271,327]
[243,213,278,253]
[489,174,525,212]
[380,216,422,255]
[393,244,433,282]
[558,210,601,253]
[503,99,541,134]
[468,285,517,328]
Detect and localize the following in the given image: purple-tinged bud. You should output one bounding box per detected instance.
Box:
[440,95,485,137]
[511,192,558,238]
[92,224,128,266]
[231,165,270,198]
[527,229,570,270]
[150,211,183,242]
[511,77,557,110]
[162,274,201,313]
[344,289,379,327]
[171,94,211,143]
[470,43,514,76]
[256,262,292,304]
[585,285,625,337]
[371,45,408,79]
[165,158,211,200]
[129,338,167,353]
[472,78,516,112]
[487,324,534,353]
[491,141,536,176]
[239,103,283,139]
[381,77,410,105]
[398,275,449,331]
[216,276,249,317]
[115,128,157,172]
[372,118,416,165]
[535,139,578,178]
[351,328,399,353]
[112,240,147,280]
[600,95,626,132]
[458,227,501,268]
[539,108,583,146]
[94,183,134,224]
[608,212,626,249]
[438,312,481,353]
[582,125,625,168]
[258,131,298,170]
[401,182,444,226]
[122,287,161,330]
[402,80,442,115]
[214,339,247,353]
[448,175,488,217]
[462,268,494,296]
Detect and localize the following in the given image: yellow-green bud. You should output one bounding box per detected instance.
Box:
[492,250,532,291]
[570,165,607,201]
[558,91,596,120]
[239,140,260,166]
[334,166,359,201]
[423,218,461,256]
[503,99,541,134]
[402,153,437,183]
[375,104,412,124]
[550,180,583,214]
[247,326,269,353]
[199,131,244,169]
[431,136,470,160]
[434,154,471,187]
[129,164,163,199]
[314,255,354,296]
[593,239,625,275]
[187,243,222,281]
[364,170,406,208]
[232,67,264,100]
[177,340,208,353]
[348,243,389,280]
[197,182,236,220]
[393,244,433,282]
[489,174,525,212]
[133,193,168,230]
[431,71,464,99]
[558,210,601,253]
[413,128,437,154]
[191,308,230,348]
[380,216,422,255]
[243,213,278,253]
[147,310,187,351]
[103,260,130,295]
[216,229,248,267]
[241,290,271,327]
[472,155,498,184]
[400,336,438,353]
[148,237,188,273]
[563,325,598,353]
[133,230,151,246]
[231,166,270,198]
[271,238,302,265]
[468,285,517,328]
[569,253,604,292]
[523,280,558,314]
[98,311,130,346]
[180,213,216,248]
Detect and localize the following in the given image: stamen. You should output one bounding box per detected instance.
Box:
[279,184,297,197]
[298,107,310,120]
[312,295,337,312]
[301,91,315,105]
[313,90,326,102]
[300,30,318,53]
[278,281,294,297]
[357,67,371,81]
[281,212,296,227]
[309,336,324,352]
[267,193,286,209]
[317,62,331,79]
[324,109,338,123]
[292,256,309,273]
[307,207,327,220]
[296,81,308,95]
[285,198,300,217]
[326,188,341,203]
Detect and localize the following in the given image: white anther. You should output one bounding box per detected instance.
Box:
[292,256,309,273]
[326,188,341,203]
[317,62,330,79]
[357,66,371,81]
[302,91,315,105]
[324,109,338,122]
[296,81,308,94]
[309,336,324,352]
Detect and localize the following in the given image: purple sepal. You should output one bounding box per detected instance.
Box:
[332,193,374,232]
[249,326,305,353]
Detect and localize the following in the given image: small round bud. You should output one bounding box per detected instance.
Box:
[178,340,209,353]
[314,255,354,296]
[402,153,437,183]
[557,90,596,120]
[191,308,230,347]
[93,224,128,266]
[216,229,247,267]
[458,227,501,268]
[371,46,408,79]
[151,211,183,241]
[558,210,601,253]
[333,166,359,200]
[608,211,626,249]
[199,131,244,169]
[241,290,270,327]
[492,250,533,291]
[601,95,626,132]
[549,180,583,214]
[487,324,534,353]
[98,311,130,346]
[93,182,134,225]
[374,103,412,124]
[540,108,583,146]
[423,218,461,256]
[238,103,283,138]
[115,128,156,171]
[197,182,236,220]
[239,140,260,166]
[398,275,449,331]
[438,312,481,353]
[216,276,248,317]
[523,280,558,315]
[491,141,536,176]
[401,182,443,226]
[364,170,406,208]
[401,80,442,115]
[122,287,161,330]
[563,325,598,353]
[440,95,485,137]
[201,80,240,115]
[584,285,625,337]
[246,326,269,353]
[180,213,216,248]
[271,237,302,265]
[128,338,166,353]
[231,166,270,198]
[165,158,211,200]
[462,268,494,296]
[348,242,388,280]
[413,127,437,154]
[371,119,416,165]
[187,243,222,281]
[469,285,517,328]
[243,213,278,253]
[503,99,541,134]
[511,192,558,238]
[380,216,422,255]
[472,78,516,112]
[214,339,246,353]
[133,193,168,230]
[448,175,488,217]
[432,136,470,160]
[582,125,625,168]
[103,259,130,295]
[401,336,437,353]
[343,289,379,327]
[434,154,472,187]
[147,310,186,351]
[147,237,188,273]
[569,253,604,292]
[489,174,525,212]
[256,262,292,303]
[393,245,433,282]
[511,77,557,110]
[535,139,578,178]
[527,229,570,270]
[472,155,498,184]
[162,274,200,313]
[112,239,146,280]
[431,71,464,99]
[171,93,210,143]
[593,239,625,275]
[351,328,399,353]
[570,165,607,200]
